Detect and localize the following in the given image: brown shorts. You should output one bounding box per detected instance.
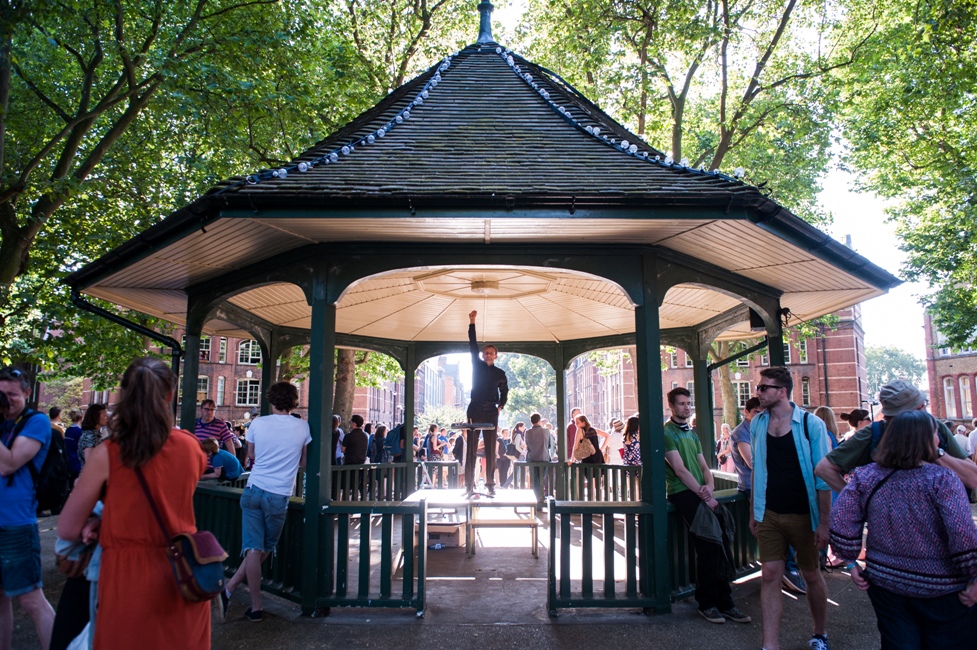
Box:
[756,511,819,571]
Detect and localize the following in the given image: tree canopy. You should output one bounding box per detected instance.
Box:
[865,345,925,401]
[839,0,977,347]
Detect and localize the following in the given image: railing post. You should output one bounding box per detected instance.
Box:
[405,345,417,492]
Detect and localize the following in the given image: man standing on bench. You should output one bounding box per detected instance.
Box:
[465,310,508,497]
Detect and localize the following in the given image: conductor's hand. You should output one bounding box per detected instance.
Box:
[469,310,477,323]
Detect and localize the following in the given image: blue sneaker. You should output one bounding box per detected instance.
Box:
[782,569,807,594]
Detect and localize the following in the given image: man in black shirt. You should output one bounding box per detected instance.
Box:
[465,310,508,497]
[342,414,368,465]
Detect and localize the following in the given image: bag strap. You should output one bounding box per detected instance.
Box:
[134,466,173,541]
[865,468,898,512]
[5,409,43,487]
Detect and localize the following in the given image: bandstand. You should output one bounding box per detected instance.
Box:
[66,2,899,618]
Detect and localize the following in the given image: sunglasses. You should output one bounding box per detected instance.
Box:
[756,384,785,393]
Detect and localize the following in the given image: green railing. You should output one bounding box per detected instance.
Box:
[667,489,758,600]
[547,500,657,615]
[545,489,757,615]
[319,501,427,615]
[193,484,428,615]
[416,460,460,489]
[332,464,412,501]
[193,483,307,602]
[511,462,642,503]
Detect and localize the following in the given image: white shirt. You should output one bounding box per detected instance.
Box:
[246,414,312,496]
[954,432,972,455]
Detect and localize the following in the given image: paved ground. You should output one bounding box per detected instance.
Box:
[13,514,894,650]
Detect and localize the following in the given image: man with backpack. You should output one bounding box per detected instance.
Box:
[815,379,977,492]
[0,367,56,648]
[749,367,832,650]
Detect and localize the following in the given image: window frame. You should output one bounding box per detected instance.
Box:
[236,378,261,407]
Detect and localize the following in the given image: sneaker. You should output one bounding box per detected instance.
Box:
[217,589,230,623]
[698,607,725,624]
[720,606,751,623]
[782,569,807,594]
[244,607,263,622]
[487,486,496,497]
[808,634,829,650]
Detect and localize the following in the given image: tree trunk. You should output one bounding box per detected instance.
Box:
[332,348,357,425]
[712,341,741,428]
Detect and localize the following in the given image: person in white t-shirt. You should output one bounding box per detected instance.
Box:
[220,382,311,623]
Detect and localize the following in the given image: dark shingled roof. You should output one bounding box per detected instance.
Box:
[205,42,759,210]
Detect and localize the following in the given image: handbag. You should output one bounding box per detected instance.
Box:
[55,544,95,579]
[135,466,228,602]
[573,435,596,461]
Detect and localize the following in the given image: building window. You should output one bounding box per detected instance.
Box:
[798,339,808,364]
[736,357,750,367]
[943,377,957,419]
[686,380,695,402]
[236,379,261,407]
[216,376,225,406]
[292,380,301,403]
[783,342,792,364]
[760,352,769,366]
[670,350,678,368]
[238,340,262,365]
[196,376,208,404]
[960,377,973,419]
[198,336,211,361]
[671,381,679,390]
[732,381,751,408]
[801,377,811,406]
[685,353,693,367]
[218,338,227,363]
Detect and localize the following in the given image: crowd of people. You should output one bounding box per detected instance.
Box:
[4,351,977,649]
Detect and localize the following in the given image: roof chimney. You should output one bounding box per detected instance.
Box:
[477,1,494,43]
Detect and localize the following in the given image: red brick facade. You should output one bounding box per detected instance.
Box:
[924,313,977,426]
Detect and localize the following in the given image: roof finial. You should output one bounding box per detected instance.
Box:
[477,1,494,43]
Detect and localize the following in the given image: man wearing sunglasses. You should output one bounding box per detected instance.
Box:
[749,367,832,650]
[0,368,55,648]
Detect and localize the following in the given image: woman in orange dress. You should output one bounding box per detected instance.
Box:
[58,357,210,649]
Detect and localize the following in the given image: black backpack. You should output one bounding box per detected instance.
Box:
[5,410,72,514]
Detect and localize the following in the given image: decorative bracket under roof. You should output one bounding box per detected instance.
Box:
[477,1,494,43]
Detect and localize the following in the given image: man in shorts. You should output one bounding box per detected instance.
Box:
[0,367,55,648]
[221,382,310,622]
[750,367,832,650]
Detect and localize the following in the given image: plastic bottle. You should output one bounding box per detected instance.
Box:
[428,543,445,550]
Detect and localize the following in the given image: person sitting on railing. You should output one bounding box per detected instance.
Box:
[199,438,243,482]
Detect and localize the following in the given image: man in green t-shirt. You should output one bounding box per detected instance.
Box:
[664,387,750,626]
[816,379,977,492]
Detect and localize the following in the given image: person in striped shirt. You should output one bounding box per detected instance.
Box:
[195,399,236,454]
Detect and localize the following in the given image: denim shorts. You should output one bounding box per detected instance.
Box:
[0,524,42,597]
[240,485,289,554]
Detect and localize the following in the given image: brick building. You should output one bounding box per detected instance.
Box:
[924,313,977,426]
[79,332,463,429]
[564,306,869,433]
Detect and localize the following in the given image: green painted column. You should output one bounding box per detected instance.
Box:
[691,357,714,466]
[768,329,786,367]
[634,253,671,612]
[179,333,201,431]
[301,271,335,615]
[404,344,417,492]
[554,346,566,465]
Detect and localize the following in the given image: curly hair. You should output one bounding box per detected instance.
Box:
[266,381,299,411]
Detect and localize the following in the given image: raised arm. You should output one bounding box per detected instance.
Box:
[468,310,479,359]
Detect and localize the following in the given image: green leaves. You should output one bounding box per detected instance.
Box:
[865,345,925,400]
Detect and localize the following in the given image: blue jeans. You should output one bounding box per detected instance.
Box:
[240,485,289,554]
[0,524,42,597]
[868,585,976,649]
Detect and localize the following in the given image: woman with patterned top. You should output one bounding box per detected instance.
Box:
[77,404,108,469]
[622,416,641,466]
[829,410,977,649]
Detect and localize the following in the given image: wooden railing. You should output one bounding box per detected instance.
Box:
[547,500,658,615]
[320,501,427,615]
[193,484,428,615]
[511,462,642,502]
[416,460,460,490]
